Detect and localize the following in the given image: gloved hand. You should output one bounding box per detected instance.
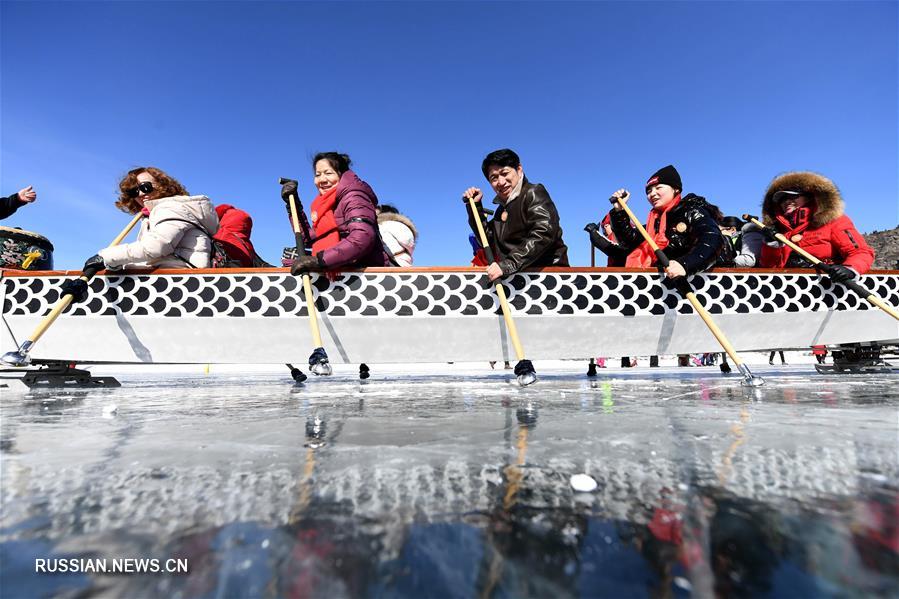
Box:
[281,180,299,204]
[82,254,106,276]
[741,215,779,242]
[760,226,780,242]
[60,278,89,303]
[817,263,857,283]
[585,226,613,252]
[290,253,323,276]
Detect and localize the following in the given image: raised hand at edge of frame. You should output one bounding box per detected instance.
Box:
[17,186,37,203]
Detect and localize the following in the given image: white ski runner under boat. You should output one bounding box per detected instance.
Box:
[1,267,897,365]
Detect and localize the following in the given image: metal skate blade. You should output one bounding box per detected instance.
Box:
[311,362,332,376]
[516,372,538,387]
[1,351,31,367]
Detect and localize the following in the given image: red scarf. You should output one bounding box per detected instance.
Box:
[310,187,340,255]
[625,195,681,268]
[775,206,812,239]
[770,206,813,266]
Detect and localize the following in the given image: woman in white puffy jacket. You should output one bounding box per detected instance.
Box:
[85,167,219,272]
[377,204,417,267]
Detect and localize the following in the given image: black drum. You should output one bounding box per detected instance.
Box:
[0,225,54,270]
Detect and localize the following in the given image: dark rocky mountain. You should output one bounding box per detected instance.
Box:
[865,225,899,270]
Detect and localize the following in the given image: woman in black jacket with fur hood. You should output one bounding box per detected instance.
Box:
[608,165,724,278]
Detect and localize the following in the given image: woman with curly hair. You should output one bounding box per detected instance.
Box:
[82,166,219,272]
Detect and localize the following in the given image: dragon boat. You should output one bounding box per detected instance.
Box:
[2,267,897,371]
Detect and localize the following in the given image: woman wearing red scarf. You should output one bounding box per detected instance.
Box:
[284,152,389,275]
[758,172,874,282]
[607,165,724,279]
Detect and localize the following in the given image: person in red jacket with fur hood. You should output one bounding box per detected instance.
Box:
[759,171,874,282]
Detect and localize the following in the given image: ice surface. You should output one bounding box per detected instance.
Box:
[1,360,897,597]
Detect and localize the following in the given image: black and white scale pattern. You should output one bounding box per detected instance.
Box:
[3,272,899,318]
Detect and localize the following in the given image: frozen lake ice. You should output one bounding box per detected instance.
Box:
[1,361,897,597]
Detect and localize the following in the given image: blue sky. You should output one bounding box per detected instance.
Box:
[2,1,897,269]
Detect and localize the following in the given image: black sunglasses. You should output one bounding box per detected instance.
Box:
[126,181,154,198]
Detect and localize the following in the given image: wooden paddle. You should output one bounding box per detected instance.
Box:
[744,215,898,322]
[1,213,143,367]
[613,192,764,386]
[466,195,537,386]
[280,178,332,376]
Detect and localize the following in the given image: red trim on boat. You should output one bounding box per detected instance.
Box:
[2,267,898,277]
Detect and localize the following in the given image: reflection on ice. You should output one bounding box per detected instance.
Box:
[1,366,897,597]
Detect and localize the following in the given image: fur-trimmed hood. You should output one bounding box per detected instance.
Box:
[762,171,844,228]
[377,212,418,239]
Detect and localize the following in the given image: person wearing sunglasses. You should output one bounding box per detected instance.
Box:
[81,166,220,274]
[758,171,874,282]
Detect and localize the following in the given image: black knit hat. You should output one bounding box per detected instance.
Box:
[645,164,682,192]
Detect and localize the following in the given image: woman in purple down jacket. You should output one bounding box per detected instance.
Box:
[282,152,390,274]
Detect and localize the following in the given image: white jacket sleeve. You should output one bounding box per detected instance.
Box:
[734,224,764,268]
[99,219,193,268]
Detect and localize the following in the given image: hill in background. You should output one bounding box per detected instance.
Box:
[865,225,899,270]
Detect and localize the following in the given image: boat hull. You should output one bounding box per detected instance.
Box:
[2,267,898,364]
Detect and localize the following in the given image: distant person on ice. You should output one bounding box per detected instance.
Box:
[758,171,874,281]
[282,152,390,275]
[1,185,37,220]
[82,167,220,273]
[608,165,724,279]
[462,148,568,281]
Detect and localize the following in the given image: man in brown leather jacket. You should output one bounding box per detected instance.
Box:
[463,148,568,281]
